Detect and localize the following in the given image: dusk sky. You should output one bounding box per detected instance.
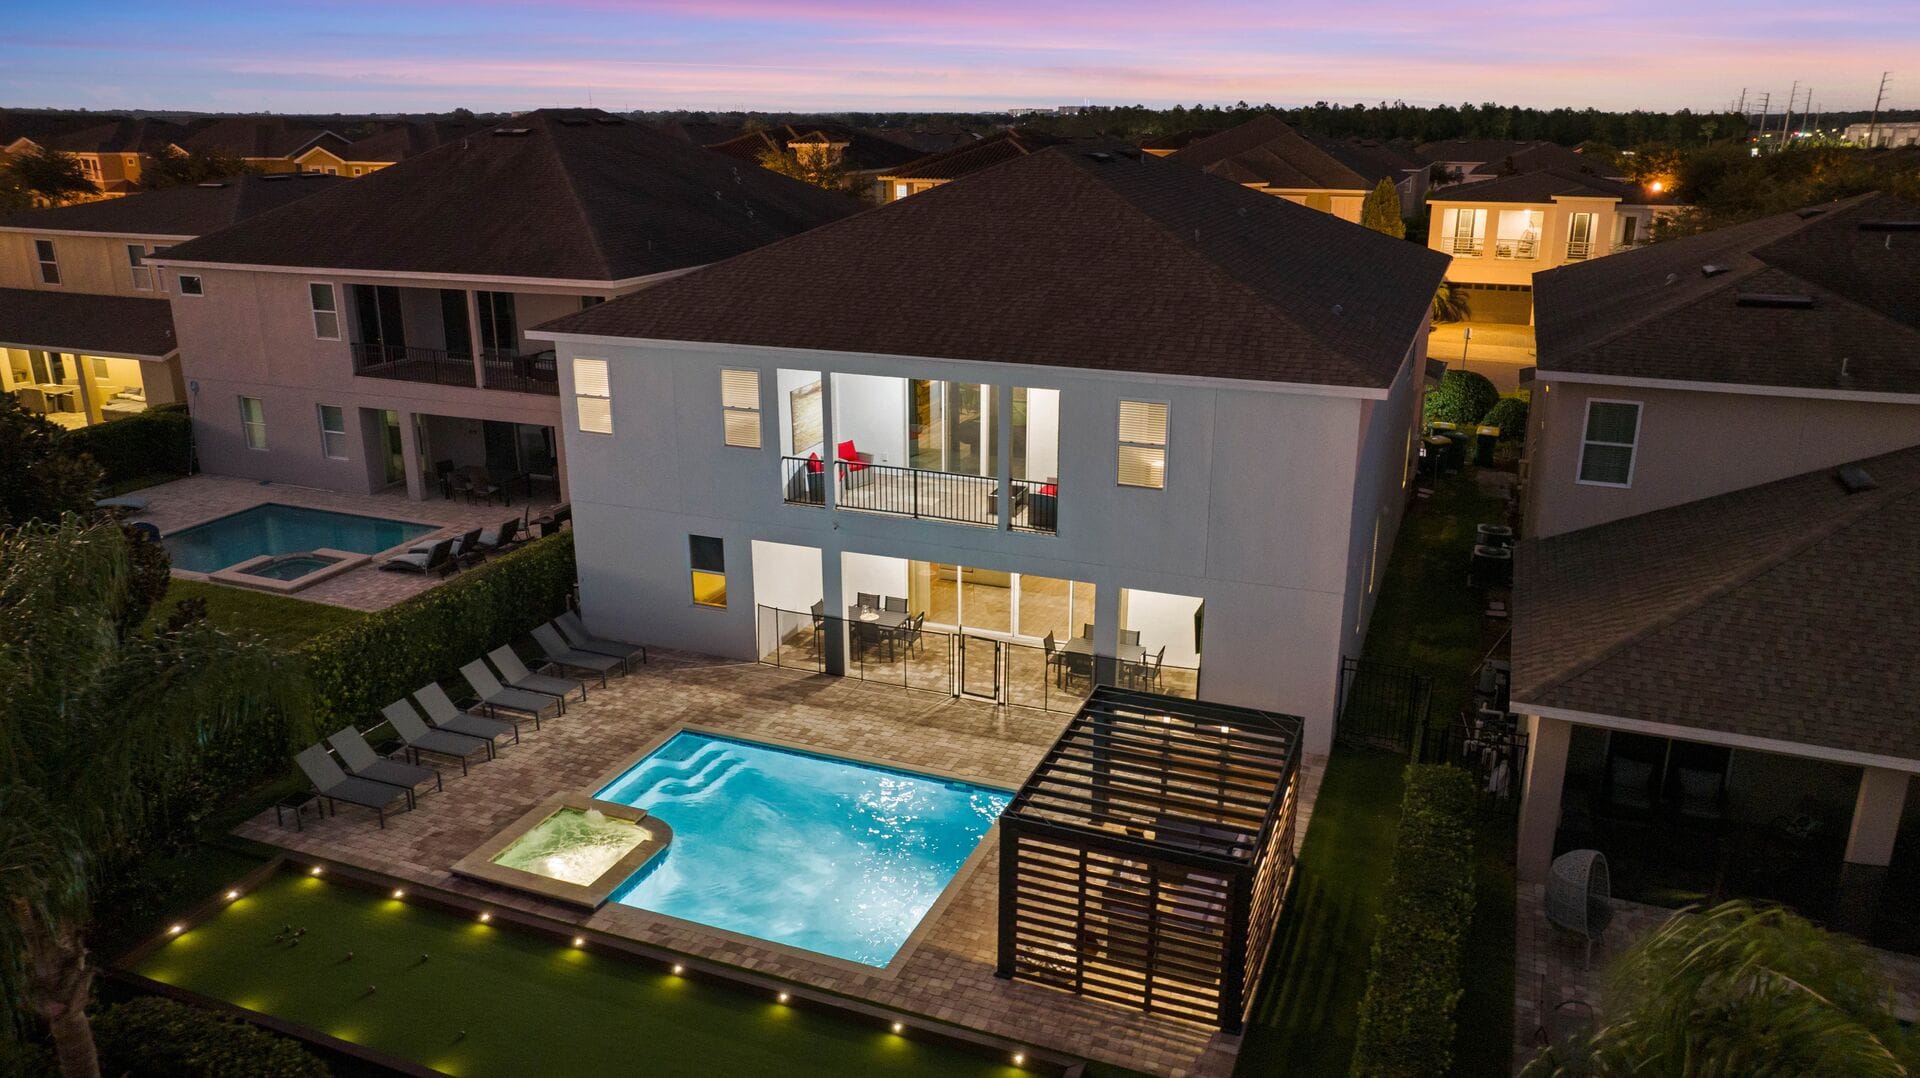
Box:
[4,1,1915,115]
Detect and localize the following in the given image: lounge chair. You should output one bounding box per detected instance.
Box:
[294,745,411,828]
[402,688,518,745]
[473,517,523,557]
[327,726,441,800]
[382,702,492,774]
[531,624,624,680]
[556,611,646,668]
[405,525,489,564]
[461,660,564,723]
[488,646,591,700]
[381,536,454,575]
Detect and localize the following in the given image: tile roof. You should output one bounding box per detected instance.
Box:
[0,173,345,237]
[0,288,176,358]
[1512,443,1920,762]
[340,120,487,163]
[1534,192,1920,394]
[880,128,1072,182]
[1428,166,1644,204]
[704,124,922,173]
[1167,115,1369,191]
[537,146,1450,388]
[155,110,861,281]
[178,117,349,160]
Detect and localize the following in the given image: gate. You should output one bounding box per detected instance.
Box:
[1425,718,1528,812]
[1335,657,1432,755]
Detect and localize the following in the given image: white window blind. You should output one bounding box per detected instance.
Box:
[1117,400,1169,488]
[309,283,339,340]
[574,358,612,434]
[720,368,761,448]
[1578,400,1639,486]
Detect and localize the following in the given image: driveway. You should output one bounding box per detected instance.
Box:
[1430,322,1536,394]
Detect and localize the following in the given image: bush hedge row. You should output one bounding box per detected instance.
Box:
[93,997,327,1078]
[1423,370,1500,427]
[298,531,577,737]
[62,403,195,485]
[1349,764,1480,1078]
[1482,394,1530,442]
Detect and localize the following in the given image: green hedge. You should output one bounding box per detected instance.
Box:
[62,403,194,484]
[1482,395,1530,442]
[93,997,326,1078]
[298,531,576,737]
[1350,764,1479,1078]
[1423,370,1500,427]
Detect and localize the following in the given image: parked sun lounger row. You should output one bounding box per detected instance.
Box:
[379,515,525,576]
[291,613,646,827]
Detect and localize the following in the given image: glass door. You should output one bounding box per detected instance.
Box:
[959,635,1001,702]
[908,379,944,470]
[1567,213,1595,261]
[945,382,985,475]
[380,410,406,485]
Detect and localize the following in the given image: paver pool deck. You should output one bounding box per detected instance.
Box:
[240,653,1325,1077]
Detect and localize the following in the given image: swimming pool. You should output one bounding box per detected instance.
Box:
[164,504,435,574]
[596,732,1010,967]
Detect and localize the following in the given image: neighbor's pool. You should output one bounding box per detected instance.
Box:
[164,504,435,574]
[597,732,1010,966]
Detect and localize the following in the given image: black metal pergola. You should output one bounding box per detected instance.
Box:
[995,686,1303,1032]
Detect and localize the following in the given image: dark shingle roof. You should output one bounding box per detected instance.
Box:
[881,128,1072,182]
[538,147,1449,388]
[1513,444,1920,761]
[0,173,345,237]
[1168,115,1369,191]
[1416,139,1596,175]
[0,288,176,358]
[341,120,486,163]
[42,118,187,155]
[156,110,860,281]
[178,117,348,160]
[1534,193,1920,394]
[705,124,922,173]
[1428,166,1642,204]
[1308,136,1424,187]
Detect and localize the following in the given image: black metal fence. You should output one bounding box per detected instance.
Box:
[480,348,559,395]
[1335,656,1432,754]
[1423,716,1528,812]
[835,461,998,527]
[351,342,477,388]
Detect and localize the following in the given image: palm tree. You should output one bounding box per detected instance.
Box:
[1432,280,1472,324]
[1526,901,1916,1077]
[0,516,307,1077]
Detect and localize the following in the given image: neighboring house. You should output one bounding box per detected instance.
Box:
[704,123,922,201]
[529,146,1449,756]
[875,128,1072,202]
[336,120,487,176]
[1511,193,1920,929]
[2,118,188,195]
[1138,128,1219,157]
[148,109,857,501]
[1165,115,1372,222]
[1846,120,1920,148]
[1310,135,1429,218]
[0,173,342,428]
[1415,138,1609,186]
[173,117,353,174]
[1427,167,1673,323]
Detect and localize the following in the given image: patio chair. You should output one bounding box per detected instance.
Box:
[556,610,646,668]
[477,516,525,556]
[327,726,441,800]
[856,592,881,610]
[461,660,565,723]
[406,526,485,563]
[1119,629,1141,647]
[382,701,493,774]
[1080,623,1095,641]
[1044,631,1064,686]
[380,537,454,575]
[489,644,592,700]
[884,595,907,613]
[531,624,624,679]
[294,745,411,828]
[1546,849,1615,968]
[406,685,519,745]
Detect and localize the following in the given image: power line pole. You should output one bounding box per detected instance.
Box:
[1781,81,1798,144]
[1754,91,1771,148]
[1868,71,1892,147]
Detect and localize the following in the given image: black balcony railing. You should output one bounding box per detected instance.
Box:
[1010,478,1059,534]
[351,342,477,388]
[837,460,997,527]
[481,347,559,395]
[782,456,827,507]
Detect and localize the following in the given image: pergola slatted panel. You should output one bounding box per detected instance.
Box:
[996,686,1302,1032]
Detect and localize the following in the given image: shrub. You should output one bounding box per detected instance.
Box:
[1482,394,1529,441]
[1423,370,1500,427]
[62,404,194,485]
[299,531,576,737]
[1350,764,1479,1078]
[93,997,326,1078]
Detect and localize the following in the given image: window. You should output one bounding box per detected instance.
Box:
[1566,212,1597,261]
[1577,400,1639,486]
[351,167,363,176]
[1117,400,1169,488]
[720,368,761,448]
[127,244,155,290]
[579,295,605,310]
[239,396,267,450]
[573,357,612,434]
[317,405,348,459]
[178,274,204,296]
[309,283,339,339]
[34,239,59,284]
[476,291,518,353]
[689,535,726,608]
[894,183,909,200]
[1440,208,1485,257]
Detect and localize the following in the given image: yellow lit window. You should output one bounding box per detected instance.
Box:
[689,535,726,608]
[1117,400,1168,488]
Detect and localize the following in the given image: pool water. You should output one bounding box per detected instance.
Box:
[164,504,434,573]
[242,554,341,581]
[597,733,1010,966]
[491,807,651,886]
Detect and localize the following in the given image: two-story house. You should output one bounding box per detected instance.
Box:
[149,109,857,502]
[1415,138,1609,186]
[1427,167,1671,323]
[2,118,189,196]
[1165,115,1373,222]
[171,117,353,175]
[530,146,1449,756]
[704,123,922,201]
[1511,193,1920,932]
[0,173,341,428]
[334,119,486,177]
[875,128,1072,202]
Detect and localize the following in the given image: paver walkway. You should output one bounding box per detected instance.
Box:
[241,654,1325,1077]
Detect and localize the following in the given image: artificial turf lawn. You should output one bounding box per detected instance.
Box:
[153,579,368,649]
[134,870,1027,1078]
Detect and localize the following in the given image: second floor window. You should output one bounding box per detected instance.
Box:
[1578,400,1640,486]
[127,244,155,290]
[573,358,612,434]
[318,405,348,459]
[34,239,59,284]
[720,368,761,448]
[350,284,405,349]
[239,396,267,450]
[178,274,204,296]
[1567,212,1597,261]
[477,291,518,353]
[309,283,339,340]
[1117,400,1169,489]
[1440,208,1484,257]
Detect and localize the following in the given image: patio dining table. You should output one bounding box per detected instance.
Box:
[847,606,911,661]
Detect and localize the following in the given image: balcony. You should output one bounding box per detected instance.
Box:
[351,343,559,395]
[1492,238,1538,260]
[480,347,559,395]
[1447,237,1484,258]
[1566,240,1594,261]
[780,457,1057,533]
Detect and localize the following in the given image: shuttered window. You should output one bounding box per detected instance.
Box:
[1117,400,1169,488]
[720,368,761,448]
[574,358,612,435]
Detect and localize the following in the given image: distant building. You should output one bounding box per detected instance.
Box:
[1165,116,1374,223]
[336,120,488,177]
[703,123,922,201]
[171,117,354,175]
[1845,121,1920,148]
[2,119,187,195]
[876,128,1072,202]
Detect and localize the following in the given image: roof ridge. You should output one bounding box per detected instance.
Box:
[536,119,618,281]
[1522,456,1920,699]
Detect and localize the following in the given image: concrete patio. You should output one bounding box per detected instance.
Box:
[239,653,1326,1077]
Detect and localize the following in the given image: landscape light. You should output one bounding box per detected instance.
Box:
[1013,1052,1026,1066]
[672,963,685,975]
[226,890,240,901]
[309,866,323,877]
[777,992,790,1004]
[168,924,185,935]
[572,936,585,948]
[392,889,405,900]
[891,1021,904,1034]
[478,912,491,923]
